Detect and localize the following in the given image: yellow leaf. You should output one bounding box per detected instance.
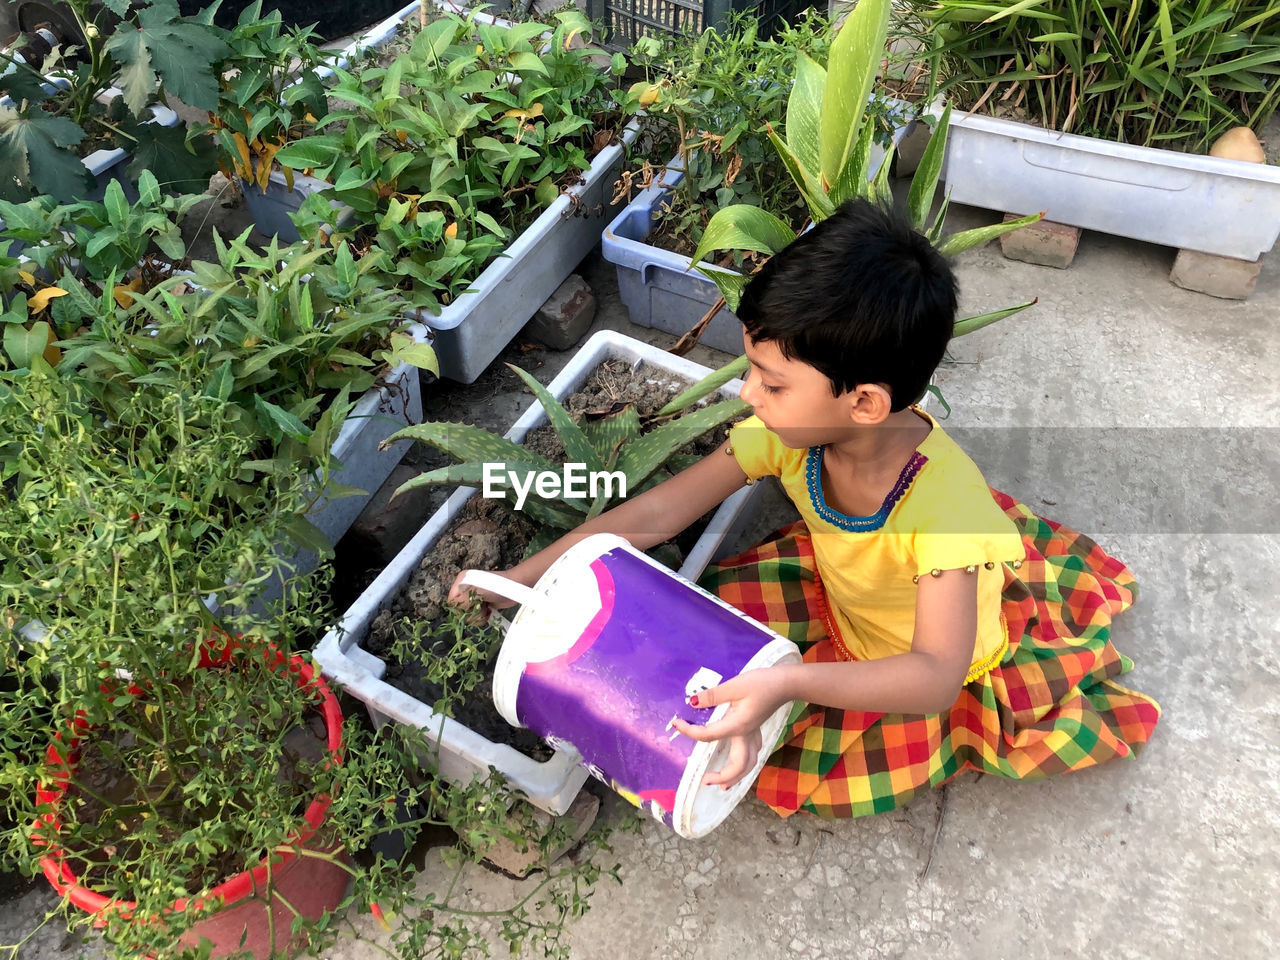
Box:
[563,27,582,51]
[233,132,253,180]
[396,129,407,144]
[18,270,35,287]
[113,284,135,308]
[444,221,458,240]
[527,102,544,119]
[28,287,68,314]
[243,336,260,348]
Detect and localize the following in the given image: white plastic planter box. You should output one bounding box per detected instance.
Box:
[404,121,642,383]
[936,109,1280,261]
[312,329,764,814]
[602,115,913,355]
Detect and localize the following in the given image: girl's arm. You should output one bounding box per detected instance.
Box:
[673,568,979,785]
[449,438,751,607]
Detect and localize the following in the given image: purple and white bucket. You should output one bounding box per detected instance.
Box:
[461,534,801,839]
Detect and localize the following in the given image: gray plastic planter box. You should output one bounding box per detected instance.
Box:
[936,109,1280,260]
[239,171,344,243]
[312,328,763,814]
[403,121,642,383]
[602,118,912,355]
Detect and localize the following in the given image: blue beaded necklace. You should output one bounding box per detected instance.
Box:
[804,446,927,532]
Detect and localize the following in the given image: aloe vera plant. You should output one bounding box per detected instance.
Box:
[386,362,747,551]
[687,0,1041,335]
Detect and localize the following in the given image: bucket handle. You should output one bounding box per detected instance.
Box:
[456,570,540,610]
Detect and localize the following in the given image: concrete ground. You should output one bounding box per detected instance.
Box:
[4,195,1278,958]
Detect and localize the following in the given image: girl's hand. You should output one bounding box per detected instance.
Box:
[670,668,791,788]
[447,569,520,614]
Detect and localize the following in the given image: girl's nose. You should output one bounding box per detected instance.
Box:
[739,370,758,407]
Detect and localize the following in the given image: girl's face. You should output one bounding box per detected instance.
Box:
[739,336,856,448]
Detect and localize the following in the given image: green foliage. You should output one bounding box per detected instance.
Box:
[0,371,619,960]
[388,360,747,537]
[688,0,1040,326]
[202,1,340,191]
[906,0,1280,150]
[0,0,229,201]
[616,10,906,260]
[0,172,209,370]
[57,227,437,504]
[275,8,627,314]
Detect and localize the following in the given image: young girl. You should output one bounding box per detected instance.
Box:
[450,198,1160,820]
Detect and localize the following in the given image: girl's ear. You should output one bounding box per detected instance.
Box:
[847,383,894,424]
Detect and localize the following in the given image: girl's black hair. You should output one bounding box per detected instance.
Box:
[737,198,958,411]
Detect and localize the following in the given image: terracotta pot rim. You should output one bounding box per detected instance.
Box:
[33,635,345,923]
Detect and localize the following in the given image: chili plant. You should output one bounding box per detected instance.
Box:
[275,8,628,314]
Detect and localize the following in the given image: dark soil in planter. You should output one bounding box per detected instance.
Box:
[360,357,738,762]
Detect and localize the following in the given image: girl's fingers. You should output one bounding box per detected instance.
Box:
[703,736,759,788]
[671,715,749,742]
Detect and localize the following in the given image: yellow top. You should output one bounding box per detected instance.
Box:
[728,408,1025,678]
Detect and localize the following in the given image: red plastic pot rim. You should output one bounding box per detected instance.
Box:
[33,635,345,924]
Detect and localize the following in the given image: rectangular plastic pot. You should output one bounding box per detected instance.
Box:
[238,171,344,243]
[403,121,642,384]
[312,328,764,814]
[602,113,913,355]
[935,109,1280,260]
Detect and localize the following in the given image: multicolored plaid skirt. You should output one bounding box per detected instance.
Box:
[697,489,1161,819]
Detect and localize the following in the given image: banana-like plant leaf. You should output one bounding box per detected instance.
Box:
[386,421,558,473]
[392,462,588,527]
[907,104,951,231]
[656,355,748,417]
[819,0,891,190]
[870,139,897,207]
[828,114,877,208]
[766,124,834,221]
[936,210,1044,258]
[689,205,798,268]
[616,398,748,488]
[699,270,753,313]
[786,53,826,179]
[506,364,604,473]
[953,298,1038,337]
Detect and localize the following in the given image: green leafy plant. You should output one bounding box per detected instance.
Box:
[0,368,620,960]
[202,1,340,192]
[616,9,904,260]
[53,228,437,535]
[387,361,747,554]
[904,0,1280,150]
[687,0,1041,343]
[275,8,628,314]
[0,171,207,370]
[0,0,228,201]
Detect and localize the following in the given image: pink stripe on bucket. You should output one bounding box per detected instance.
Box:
[523,559,616,677]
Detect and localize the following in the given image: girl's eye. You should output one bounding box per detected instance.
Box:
[761,384,782,394]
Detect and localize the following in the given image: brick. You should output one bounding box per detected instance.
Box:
[524,273,597,351]
[998,214,1081,269]
[344,463,437,565]
[472,789,600,879]
[1169,248,1263,300]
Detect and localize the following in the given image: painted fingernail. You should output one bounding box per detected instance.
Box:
[688,694,700,707]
